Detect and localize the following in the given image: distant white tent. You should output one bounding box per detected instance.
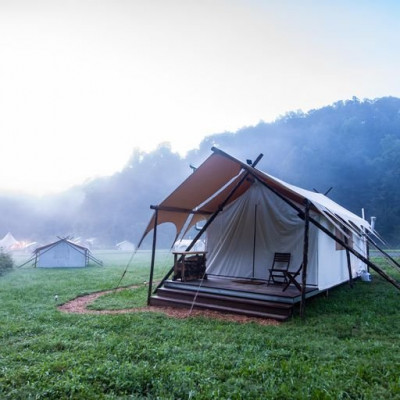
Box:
[32,238,103,268]
[116,240,135,252]
[0,232,19,250]
[173,239,205,253]
[22,242,41,253]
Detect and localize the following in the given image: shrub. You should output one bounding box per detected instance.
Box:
[0,250,14,276]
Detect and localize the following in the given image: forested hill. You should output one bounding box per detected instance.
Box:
[2,96,400,247]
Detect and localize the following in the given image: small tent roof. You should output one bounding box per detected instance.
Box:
[34,238,89,254]
[140,148,371,245]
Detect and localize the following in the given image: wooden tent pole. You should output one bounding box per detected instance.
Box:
[147,208,158,305]
[252,204,258,279]
[345,236,354,288]
[153,152,264,292]
[346,249,353,288]
[300,199,310,319]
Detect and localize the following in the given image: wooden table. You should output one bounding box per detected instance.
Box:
[172,251,207,281]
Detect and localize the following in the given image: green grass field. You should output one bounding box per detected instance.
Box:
[1,251,399,399]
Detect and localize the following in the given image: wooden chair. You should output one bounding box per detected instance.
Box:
[267,252,291,286]
[282,264,303,292]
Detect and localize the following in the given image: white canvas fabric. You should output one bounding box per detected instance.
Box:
[37,240,87,268]
[267,174,371,236]
[205,182,367,289]
[206,182,319,283]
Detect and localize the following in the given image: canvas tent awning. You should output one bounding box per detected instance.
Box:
[139,147,372,246]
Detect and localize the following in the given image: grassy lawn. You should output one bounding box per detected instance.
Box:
[0,252,399,399]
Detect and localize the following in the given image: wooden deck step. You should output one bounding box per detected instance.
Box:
[150,295,291,321]
[157,287,293,315]
[150,286,294,321]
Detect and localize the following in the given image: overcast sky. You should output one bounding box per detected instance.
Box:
[1,0,399,196]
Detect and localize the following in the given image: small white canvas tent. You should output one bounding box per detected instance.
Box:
[116,240,135,252]
[33,238,102,268]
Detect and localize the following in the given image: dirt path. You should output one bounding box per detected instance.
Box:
[58,286,279,325]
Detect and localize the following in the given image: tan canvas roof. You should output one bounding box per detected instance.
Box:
[139,148,371,246]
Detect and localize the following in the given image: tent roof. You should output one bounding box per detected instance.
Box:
[140,148,371,245]
[34,238,89,254]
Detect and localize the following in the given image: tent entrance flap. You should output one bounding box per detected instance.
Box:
[205,182,318,284]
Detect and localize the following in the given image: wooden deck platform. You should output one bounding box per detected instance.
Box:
[150,276,320,321]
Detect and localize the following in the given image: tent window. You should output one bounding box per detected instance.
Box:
[335,227,353,250]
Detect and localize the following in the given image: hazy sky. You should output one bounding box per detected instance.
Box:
[1,0,399,195]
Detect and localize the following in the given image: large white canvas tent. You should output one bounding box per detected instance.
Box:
[32,238,103,268]
[140,148,399,317]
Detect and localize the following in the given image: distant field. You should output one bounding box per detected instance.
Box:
[369,249,400,257]
[11,248,173,267]
[0,252,399,399]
